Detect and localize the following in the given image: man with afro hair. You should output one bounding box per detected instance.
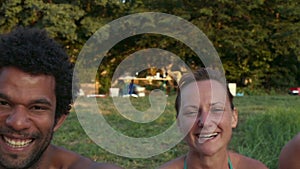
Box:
[0,27,122,169]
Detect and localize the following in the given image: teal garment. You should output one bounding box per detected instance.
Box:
[184,156,233,169]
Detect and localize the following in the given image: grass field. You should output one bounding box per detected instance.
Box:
[52,95,300,169]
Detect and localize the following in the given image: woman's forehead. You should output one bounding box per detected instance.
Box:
[179,80,228,105]
[181,80,226,95]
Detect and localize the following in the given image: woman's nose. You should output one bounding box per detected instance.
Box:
[197,111,209,127]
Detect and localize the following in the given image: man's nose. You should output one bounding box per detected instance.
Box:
[6,106,31,131]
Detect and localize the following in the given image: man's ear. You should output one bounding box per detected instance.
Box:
[231,108,238,128]
[53,114,68,132]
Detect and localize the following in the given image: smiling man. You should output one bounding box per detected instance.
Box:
[0,27,122,169]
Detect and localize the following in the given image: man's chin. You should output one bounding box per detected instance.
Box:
[0,142,51,169]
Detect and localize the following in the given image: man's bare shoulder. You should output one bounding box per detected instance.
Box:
[280,133,300,155]
[230,151,268,169]
[51,145,123,169]
[70,158,123,169]
[74,161,123,169]
[279,133,300,169]
[157,155,185,169]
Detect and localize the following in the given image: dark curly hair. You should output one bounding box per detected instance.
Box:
[0,27,77,120]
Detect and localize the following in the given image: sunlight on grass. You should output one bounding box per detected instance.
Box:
[53,95,300,169]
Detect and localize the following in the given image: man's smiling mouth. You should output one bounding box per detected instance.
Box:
[3,136,33,148]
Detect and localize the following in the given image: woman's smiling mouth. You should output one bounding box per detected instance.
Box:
[196,132,220,143]
[199,132,219,139]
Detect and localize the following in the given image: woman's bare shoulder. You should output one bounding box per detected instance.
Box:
[157,155,185,169]
[229,151,268,169]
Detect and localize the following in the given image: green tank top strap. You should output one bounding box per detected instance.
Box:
[184,156,187,169]
[228,155,233,169]
[183,155,233,169]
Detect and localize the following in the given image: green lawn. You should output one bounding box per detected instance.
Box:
[52,95,300,169]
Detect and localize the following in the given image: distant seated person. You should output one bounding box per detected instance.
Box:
[128,79,139,97]
[279,133,300,169]
[158,68,268,169]
[128,79,136,95]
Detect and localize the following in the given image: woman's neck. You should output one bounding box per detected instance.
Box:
[186,149,229,169]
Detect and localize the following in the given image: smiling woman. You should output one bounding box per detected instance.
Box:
[158,68,268,169]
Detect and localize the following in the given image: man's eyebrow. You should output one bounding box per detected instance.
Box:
[30,98,52,106]
[0,93,10,100]
[0,93,53,106]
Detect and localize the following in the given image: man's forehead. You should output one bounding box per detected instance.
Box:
[0,66,53,78]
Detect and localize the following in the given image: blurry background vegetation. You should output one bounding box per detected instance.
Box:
[1,0,299,94]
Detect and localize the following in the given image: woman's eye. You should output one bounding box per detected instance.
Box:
[184,112,198,116]
[211,108,224,113]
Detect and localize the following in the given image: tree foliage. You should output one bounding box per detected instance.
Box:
[0,0,299,93]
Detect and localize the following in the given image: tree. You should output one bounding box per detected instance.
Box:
[1,0,298,93]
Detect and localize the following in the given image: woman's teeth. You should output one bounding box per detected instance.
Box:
[199,133,218,139]
[197,132,218,143]
[3,136,33,148]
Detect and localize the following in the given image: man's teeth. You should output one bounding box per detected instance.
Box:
[3,136,32,148]
[199,133,218,138]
